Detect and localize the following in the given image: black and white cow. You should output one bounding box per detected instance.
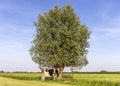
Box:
[41,68,59,81]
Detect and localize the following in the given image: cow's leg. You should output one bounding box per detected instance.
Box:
[41,77,45,81]
[53,69,56,80]
[53,76,55,80]
[41,74,45,81]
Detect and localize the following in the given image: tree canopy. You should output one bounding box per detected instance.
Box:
[30,4,90,79]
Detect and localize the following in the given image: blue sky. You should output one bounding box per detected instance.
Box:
[0,0,120,72]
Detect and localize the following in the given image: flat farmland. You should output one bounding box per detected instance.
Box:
[0,72,120,86]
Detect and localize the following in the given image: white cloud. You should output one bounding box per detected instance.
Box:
[88,1,120,42]
[0,0,39,17]
[92,3,120,38]
[0,38,38,72]
[94,27,120,37]
[0,21,34,35]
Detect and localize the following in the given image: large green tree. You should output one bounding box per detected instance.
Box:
[30,4,90,79]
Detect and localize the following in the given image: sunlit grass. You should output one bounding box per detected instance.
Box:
[0,72,120,86]
[74,73,120,82]
[0,76,71,86]
[0,73,41,80]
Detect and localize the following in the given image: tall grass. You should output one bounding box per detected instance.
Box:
[0,77,70,86]
[0,73,40,80]
[1,72,120,86]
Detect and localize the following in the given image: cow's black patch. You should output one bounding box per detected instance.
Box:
[48,69,54,76]
[55,69,59,77]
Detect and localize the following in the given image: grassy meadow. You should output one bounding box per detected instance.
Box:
[0,72,120,86]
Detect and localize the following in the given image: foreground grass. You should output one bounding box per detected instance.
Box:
[1,72,120,86]
[74,73,120,82]
[0,73,40,80]
[0,76,71,86]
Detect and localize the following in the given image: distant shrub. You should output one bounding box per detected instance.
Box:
[101,70,107,72]
[0,71,4,73]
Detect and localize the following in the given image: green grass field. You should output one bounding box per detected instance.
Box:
[0,72,120,86]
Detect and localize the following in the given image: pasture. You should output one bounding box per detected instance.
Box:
[0,72,120,86]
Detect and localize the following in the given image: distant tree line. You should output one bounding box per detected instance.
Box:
[0,70,4,73]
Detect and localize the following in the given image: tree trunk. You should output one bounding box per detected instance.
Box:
[57,66,64,80]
